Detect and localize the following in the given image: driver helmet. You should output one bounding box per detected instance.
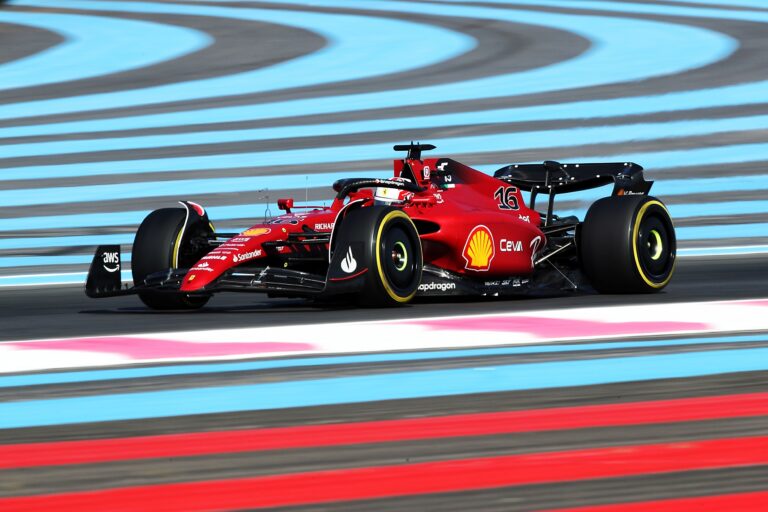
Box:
[374,177,411,205]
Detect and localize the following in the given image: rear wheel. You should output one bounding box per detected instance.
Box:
[580,196,676,293]
[132,208,211,310]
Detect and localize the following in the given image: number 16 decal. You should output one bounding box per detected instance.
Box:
[494,186,519,210]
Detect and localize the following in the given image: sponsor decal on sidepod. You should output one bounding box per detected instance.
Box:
[418,282,457,292]
[462,225,495,271]
[499,239,523,252]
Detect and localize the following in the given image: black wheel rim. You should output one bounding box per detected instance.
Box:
[637,209,675,281]
[380,222,418,294]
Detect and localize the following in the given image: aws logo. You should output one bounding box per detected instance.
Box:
[462,225,495,271]
[102,251,120,273]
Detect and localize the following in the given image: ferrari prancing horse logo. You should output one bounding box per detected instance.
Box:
[462,225,495,271]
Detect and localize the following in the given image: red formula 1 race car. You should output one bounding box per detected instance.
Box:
[86,143,676,309]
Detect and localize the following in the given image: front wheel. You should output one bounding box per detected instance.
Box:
[132,208,211,310]
[580,195,676,293]
[337,206,423,306]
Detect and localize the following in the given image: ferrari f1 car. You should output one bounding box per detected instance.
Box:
[86,143,676,308]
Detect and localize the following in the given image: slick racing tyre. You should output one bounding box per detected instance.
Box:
[132,208,211,310]
[580,195,676,293]
[340,206,423,306]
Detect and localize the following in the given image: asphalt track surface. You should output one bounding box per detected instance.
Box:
[3,0,768,510]
[1,255,766,342]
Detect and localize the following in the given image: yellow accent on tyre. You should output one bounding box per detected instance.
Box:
[631,200,676,289]
[375,210,422,303]
[172,227,184,268]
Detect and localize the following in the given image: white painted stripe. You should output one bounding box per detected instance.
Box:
[2,298,767,373]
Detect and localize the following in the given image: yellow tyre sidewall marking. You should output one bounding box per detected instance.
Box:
[375,210,421,303]
[172,227,184,269]
[173,221,214,268]
[632,200,676,289]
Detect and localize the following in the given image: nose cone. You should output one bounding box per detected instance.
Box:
[179,228,272,292]
[179,255,229,291]
[180,267,217,292]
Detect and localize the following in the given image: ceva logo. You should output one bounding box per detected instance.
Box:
[462,225,495,271]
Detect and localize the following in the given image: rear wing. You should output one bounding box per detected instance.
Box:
[494,160,653,225]
[494,160,652,195]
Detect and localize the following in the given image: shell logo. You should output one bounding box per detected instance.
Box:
[462,225,495,271]
[243,227,271,236]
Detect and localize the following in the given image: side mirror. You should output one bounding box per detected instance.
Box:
[277,198,294,212]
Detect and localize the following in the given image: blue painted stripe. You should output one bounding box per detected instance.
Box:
[0,204,278,233]
[0,167,766,232]
[554,174,768,205]
[669,0,767,7]
[449,0,768,22]
[5,117,768,182]
[1,200,767,256]
[0,11,210,91]
[5,182,768,222]
[0,270,130,287]
[2,82,766,140]
[679,245,768,256]
[0,191,766,251]
[0,171,378,206]
[3,0,731,122]
[677,223,768,241]
[556,200,768,223]
[2,333,765,389]
[0,0,748,138]
[7,106,768,160]
[4,0,473,120]
[0,254,130,268]
[4,347,768,428]
[5,73,765,141]
[0,234,130,251]
[0,210,149,233]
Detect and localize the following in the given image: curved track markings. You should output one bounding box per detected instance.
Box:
[0,10,211,91]
[3,0,475,120]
